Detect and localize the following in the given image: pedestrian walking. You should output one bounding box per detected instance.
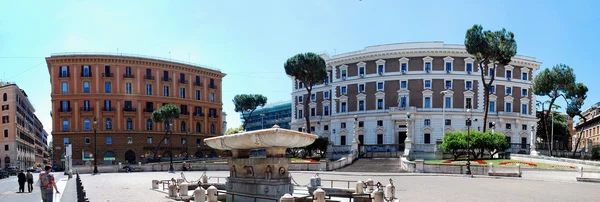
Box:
[40,165,60,202]
[17,170,26,193]
[27,171,34,192]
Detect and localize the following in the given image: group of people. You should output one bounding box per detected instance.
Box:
[16,166,60,202]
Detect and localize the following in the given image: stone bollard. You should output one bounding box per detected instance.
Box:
[355,181,364,194]
[310,174,321,188]
[201,172,208,184]
[372,188,384,202]
[206,186,218,202]
[313,188,326,202]
[152,180,159,189]
[385,183,394,199]
[517,164,521,175]
[280,193,295,202]
[580,166,584,178]
[179,183,188,196]
[488,162,494,174]
[168,184,177,198]
[177,178,184,184]
[194,187,206,202]
[366,179,374,193]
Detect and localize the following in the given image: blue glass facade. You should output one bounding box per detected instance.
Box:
[241,101,292,131]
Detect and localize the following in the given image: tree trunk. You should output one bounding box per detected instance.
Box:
[572,117,587,158]
[304,89,312,133]
[153,120,171,162]
[545,97,558,156]
[482,86,490,133]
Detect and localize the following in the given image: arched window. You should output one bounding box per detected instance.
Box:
[106,118,112,130]
[146,119,153,130]
[62,119,69,131]
[181,121,186,132]
[2,93,6,102]
[210,123,215,134]
[196,122,201,133]
[126,118,133,130]
[83,118,90,131]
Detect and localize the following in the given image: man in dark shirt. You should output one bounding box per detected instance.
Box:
[17,170,26,193]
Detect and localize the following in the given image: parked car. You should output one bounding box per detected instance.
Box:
[27,167,36,172]
[6,167,19,175]
[0,169,9,179]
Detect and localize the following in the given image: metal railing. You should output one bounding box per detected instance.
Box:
[208,176,227,184]
[123,73,135,78]
[360,144,405,158]
[194,81,203,86]
[144,75,155,80]
[80,107,94,112]
[75,172,90,202]
[102,72,113,77]
[123,107,137,112]
[80,72,92,77]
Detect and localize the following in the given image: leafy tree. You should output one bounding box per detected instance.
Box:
[225,126,245,135]
[440,131,467,160]
[233,94,268,130]
[565,82,589,157]
[469,130,487,159]
[150,104,181,161]
[484,132,510,158]
[465,24,517,132]
[305,137,329,158]
[284,52,327,134]
[532,64,586,155]
[535,110,570,149]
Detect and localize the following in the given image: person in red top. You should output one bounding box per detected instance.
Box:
[40,165,60,202]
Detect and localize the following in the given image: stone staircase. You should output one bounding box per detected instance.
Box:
[334,158,405,173]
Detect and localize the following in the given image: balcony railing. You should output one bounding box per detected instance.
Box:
[80,107,94,112]
[209,84,217,89]
[144,108,154,113]
[179,79,188,84]
[102,107,116,112]
[59,73,70,78]
[123,107,137,112]
[59,108,71,112]
[209,114,219,118]
[181,111,190,115]
[81,72,92,77]
[144,75,155,80]
[193,112,205,117]
[123,73,135,78]
[194,81,203,87]
[162,77,172,82]
[102,72,114,77]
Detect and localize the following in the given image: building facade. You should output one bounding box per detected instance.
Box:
[290,42,541,152]
[0,82,47,169]
[242,101,292,131]
[47,53,225,167]
[574,102,600,151]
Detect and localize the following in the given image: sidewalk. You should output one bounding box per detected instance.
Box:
[59,176,77,202]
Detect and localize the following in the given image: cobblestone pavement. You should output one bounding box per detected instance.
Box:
[79,171,600,202]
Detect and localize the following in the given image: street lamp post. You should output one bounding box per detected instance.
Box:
[93,117,98,175]
[168,122,174,173]
[491,122,496,134]
[261,113,265,129]
[465,109,473,175]
[441,90,448,137]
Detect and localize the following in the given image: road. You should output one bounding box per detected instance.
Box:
[0,172,67,202]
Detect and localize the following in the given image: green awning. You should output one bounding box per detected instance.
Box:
[83,157,94,161]
[103,157,115,161]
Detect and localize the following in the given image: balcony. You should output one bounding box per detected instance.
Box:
[209,84,217,89]
[123,107,137,112]
[81,72,92,77]
[193,112,205,117]
[209,114,219,119]
[59,73,70,78]
[144,108,155,113]
[123,73,135,78]
[179,79,188,84]
[59,108,71,112]
[144,75,155,80]
[80,107,94,114]
[162,77,172,82]
[194,81,203,87]
[180,111,190,115]
[102,72,114,77]
[102,107,116,112]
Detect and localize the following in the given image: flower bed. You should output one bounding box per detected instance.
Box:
[291,159,319,163]
[499,161,537,167]
[442,160,488,165]
[550,165,576,169]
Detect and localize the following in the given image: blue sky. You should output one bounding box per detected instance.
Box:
[1,0,599,142]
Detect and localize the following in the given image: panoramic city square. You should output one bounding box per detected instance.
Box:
[2,0,600,202]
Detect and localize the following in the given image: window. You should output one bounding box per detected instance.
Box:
[324,91,329,99]
[4,145,7,151]
[83,81,90,93]
[521,104,528,115]
[127,137,133,144]
[341,122,346,129]
[146,68,152,78]
[61,101,69,112]
[62,119,69,131]
[82,65,90,76]
[210,93,215,102]
[425,62,431,72]
[324,125,329,131]
[147,137,152,144]
[522,89,528,97]
[146,119,153,130]
[297,110,303,119]
[445,80,452,89]
[106,118,112,130]
[210,123,216,134]
[1,116,8,123]
[181,138,187,145]
[505,103,512,112]
[181,121,187,132]
[324,76,329,85]
[146,84,152,95]
[489,68,494,77]
[60,66,69,77]
[3,129,7,138]
[522,72,528,80]
[341,86,347,95]
[61,82,68,94]
[341,102,347,112]
[104,100,111,110]
[359,121,364,127]
[506,123,512,129]
[106,136,112,144]
[64,137,70,145]
[126,118,133,130]
[424,133,431,144]
[196,122,202,132]
[358,84,365,93]
[377,134,383,144]
[340,135,346,145]
[2,93,6,101]
[445,97,451,108]
[466,63,473,73]
[358,100,365,111]
[195,90,201,100]
[310,108,316,116]
[506,70,512,80]
[85,137,91,144]
[126,82,132,94]
[489,101,496,112]
[341,69,347,78]
[522,124,527,130]
[445,62,452,72]
[310,126,315,132]
[377,99,384,110]
[1,105,7,111]
[445,119,451,126]
[164,137,170,144]
[401,63,407,72]
[400,97,407,107]
[163,86,170,97]
[104,65,111,76]
[377,65,384,74]
[401,81,407,89]
[125,67,132,76]
[424,97,431,108]
[466,81,472,90]
[377,120,383,126]
[424,80,431,89]
[490,85,495,94]
[424,119,431,126]
[324,106,330,116]
[180,88,186,98]
[297,96,303,103]
[298,81,303,89]
[84,119,90,131]
[359,66,365,76]
[506,87,512,95]
[105,81,111,93]
[311,93,316,101]
[377,82,384,91]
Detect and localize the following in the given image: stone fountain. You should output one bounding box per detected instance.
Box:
[204,125,317,202]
